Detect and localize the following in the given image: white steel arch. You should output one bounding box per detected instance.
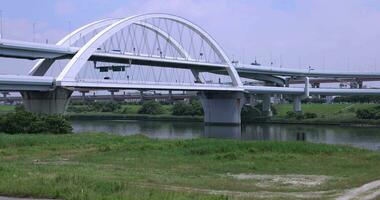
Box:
[29,18,192,76]
[29,18,120,76]
[56,13,242,87]
[134,22,190,59]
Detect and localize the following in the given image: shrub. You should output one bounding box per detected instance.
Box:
[118,106,131,114]
[241,106,262,122]
[252,103,277,116]
[172,102,192,116]
[304,112,317,119]
[190,100,204,116]
[42,115,73,134]
[286,111,297,118]
[286,111,317,119]
[138,101,164,115]
[88,102,121,112]
[356,109,377,119]
[67,102,122,113]
[295,113,304,120]
[171,100,203,116]
[0,109,72,134]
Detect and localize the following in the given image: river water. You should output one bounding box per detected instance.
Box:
[71,120,380,151]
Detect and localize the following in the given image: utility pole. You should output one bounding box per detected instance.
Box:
[33,22,36,42]
[0,10,3,39]
[68,21,72,46]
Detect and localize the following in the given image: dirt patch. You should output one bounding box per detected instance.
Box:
[227,173,331,187]
[32,158,80,165]
[337,179,380,200]
[137,182,339,199]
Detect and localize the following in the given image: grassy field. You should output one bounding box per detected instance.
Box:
[273,103,380,124]
[120,104,172,115]
[0,105,15,114]
[0,133,380,199]
[274,103,377,118]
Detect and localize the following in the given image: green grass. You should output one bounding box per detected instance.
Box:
[120,104,172,115]
[0,105,15,113]
[273,103,380,124]
[0,133,380,199]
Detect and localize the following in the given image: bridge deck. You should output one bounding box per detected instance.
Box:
[2,39,380,79]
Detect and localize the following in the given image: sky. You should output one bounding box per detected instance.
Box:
[1,0,380,75]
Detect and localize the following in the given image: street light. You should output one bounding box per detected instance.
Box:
[0,10,3,39]
[308,66,315,73]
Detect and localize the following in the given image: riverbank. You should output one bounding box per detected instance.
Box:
[67,112,203,122]
[272,103,380,126]
[0,133,380,199]
[2,103,380,126]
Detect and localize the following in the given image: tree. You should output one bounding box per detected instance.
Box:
[138,101,164,115]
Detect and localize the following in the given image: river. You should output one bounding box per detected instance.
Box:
[71,120,380,151]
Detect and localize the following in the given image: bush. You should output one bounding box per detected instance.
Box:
[88,102,121,112]
[190,100,204,116]
[295,113,305,120]
[241,106,262,122]
[252,103,277,116]
[356,109,378,119]
[304,112,317,119]
[67,102,122,113]
[286,111,317,119]
[118,106,131,114]
[138,101,164,115]
[172,102,192,116]
[171,100,203,116]
[0,108,72,134]
[286,111,297,118]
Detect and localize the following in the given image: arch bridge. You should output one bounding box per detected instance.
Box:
[1,13,380,124]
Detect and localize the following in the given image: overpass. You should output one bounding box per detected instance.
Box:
[0,13,380,124]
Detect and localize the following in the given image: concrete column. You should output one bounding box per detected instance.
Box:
[110,91,115,102]
[168,90,173,104]
[262,94,272,117]
[198,91,245,125]
[81,91,87,103]
[139,90,144,102]
[248,94,257,106]
[21,87,72,114]
[293,96,302,113]
[358,81,363,89]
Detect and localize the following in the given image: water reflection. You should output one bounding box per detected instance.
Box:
[71,120,380,151]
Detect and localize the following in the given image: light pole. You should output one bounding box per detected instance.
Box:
[0,10,3,39]
[308,66,314,73]
[32,22,36,42]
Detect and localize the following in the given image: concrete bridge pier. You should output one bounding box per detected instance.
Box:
[198,91,246,125]
[21,87,72,114]
[293,95,302,112]
[261,94,273,117]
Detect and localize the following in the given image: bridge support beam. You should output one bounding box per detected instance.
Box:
[21,88,72,114]
[293,96,302,113]
[198,91,245,125]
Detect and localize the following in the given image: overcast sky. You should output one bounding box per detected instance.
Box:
[1,0,380,74]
